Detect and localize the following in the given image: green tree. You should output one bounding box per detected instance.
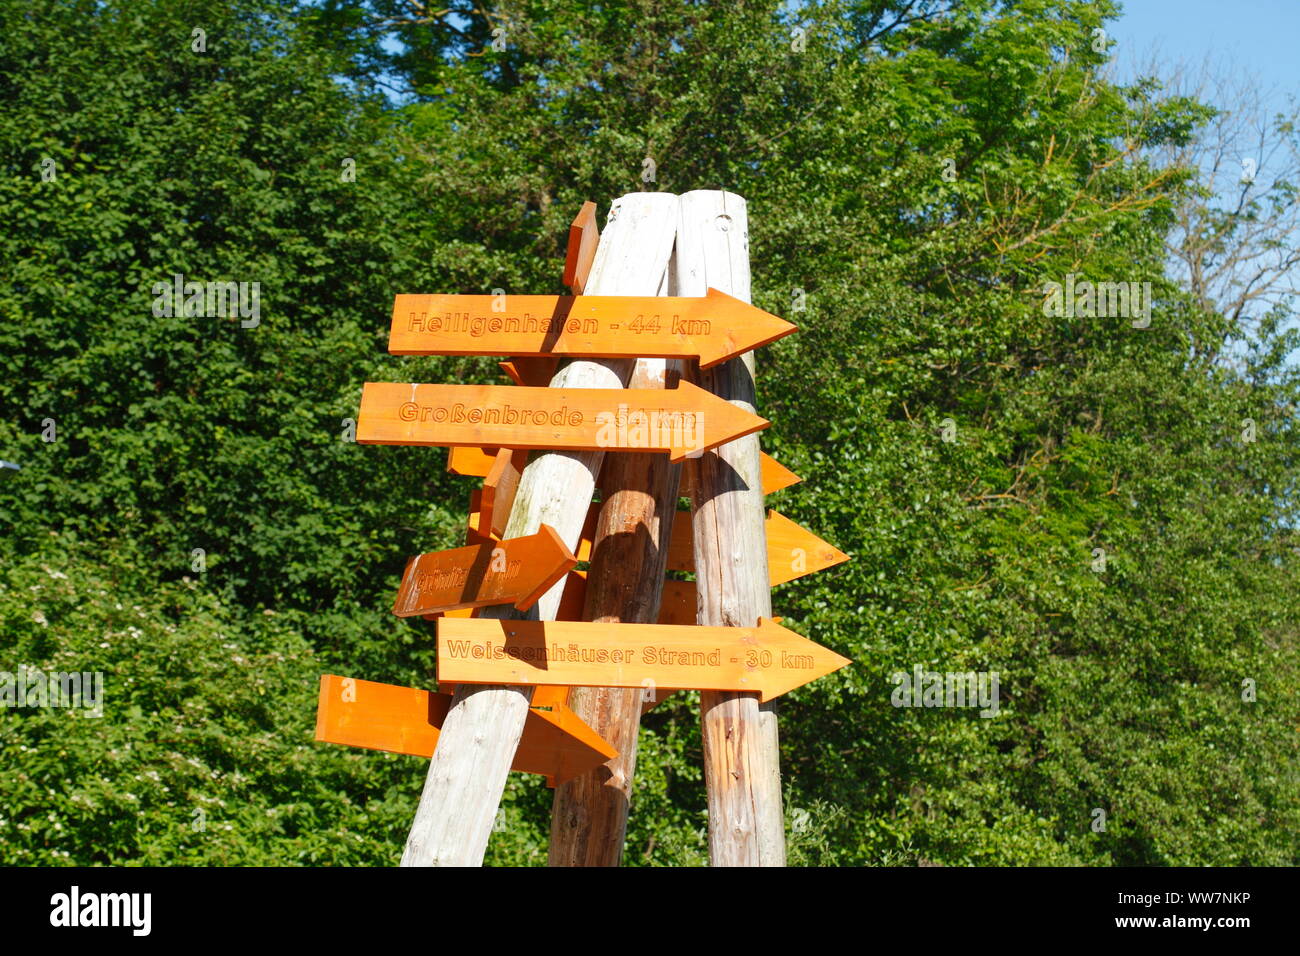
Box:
[2,0,1295,866]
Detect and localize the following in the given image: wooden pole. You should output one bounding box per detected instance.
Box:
[547,356,683,867]
[676,190,786,866]
[400,192,680,867]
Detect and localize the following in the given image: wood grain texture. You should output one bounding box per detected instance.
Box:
[548,356,681,867]
[546,567,696,627]
[480,448,530,539]
[399,191,680,867]
[676,189,787,867]
[564,200,599,294]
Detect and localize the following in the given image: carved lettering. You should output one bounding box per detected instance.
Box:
[406,311,599,337]
[398,402,583,427]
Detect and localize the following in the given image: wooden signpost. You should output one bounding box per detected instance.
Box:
[400,192,680,867]
[547,352,685,865]
[320,190,852,867]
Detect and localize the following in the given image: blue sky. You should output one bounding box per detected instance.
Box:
[1111,0,1298,107]
[1113,0,1298,344]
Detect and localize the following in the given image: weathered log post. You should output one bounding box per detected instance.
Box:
[676,189,786,866]
[400,192,680,866]
[547,355,683,866]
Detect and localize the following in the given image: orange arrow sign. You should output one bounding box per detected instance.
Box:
[393,524,576,617]
[314,675,615,786]
[452,446,798,496]
[387,288,795,369]
[683,451,801,497]
[358,381,768,463]
[757,453,802,494]
[438,617,850,703]
[661,510,849,584]
[764,512,849,585]
[564,508,846,584]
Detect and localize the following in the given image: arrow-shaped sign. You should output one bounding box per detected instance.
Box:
[452,446,800,497]
[393,524,576,617]
[438,618,850,703]
[557,508,846,584]
[683,450,800,496]
[358,381,768,463]
[663,510,849,584]
[314,675,614,786]
[387,288,796,369]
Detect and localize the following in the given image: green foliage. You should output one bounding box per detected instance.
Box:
[0,536,427,864]
[1,0,1296,866]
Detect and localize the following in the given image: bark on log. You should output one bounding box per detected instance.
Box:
[547,356,683,867]
[675,189,786,867]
